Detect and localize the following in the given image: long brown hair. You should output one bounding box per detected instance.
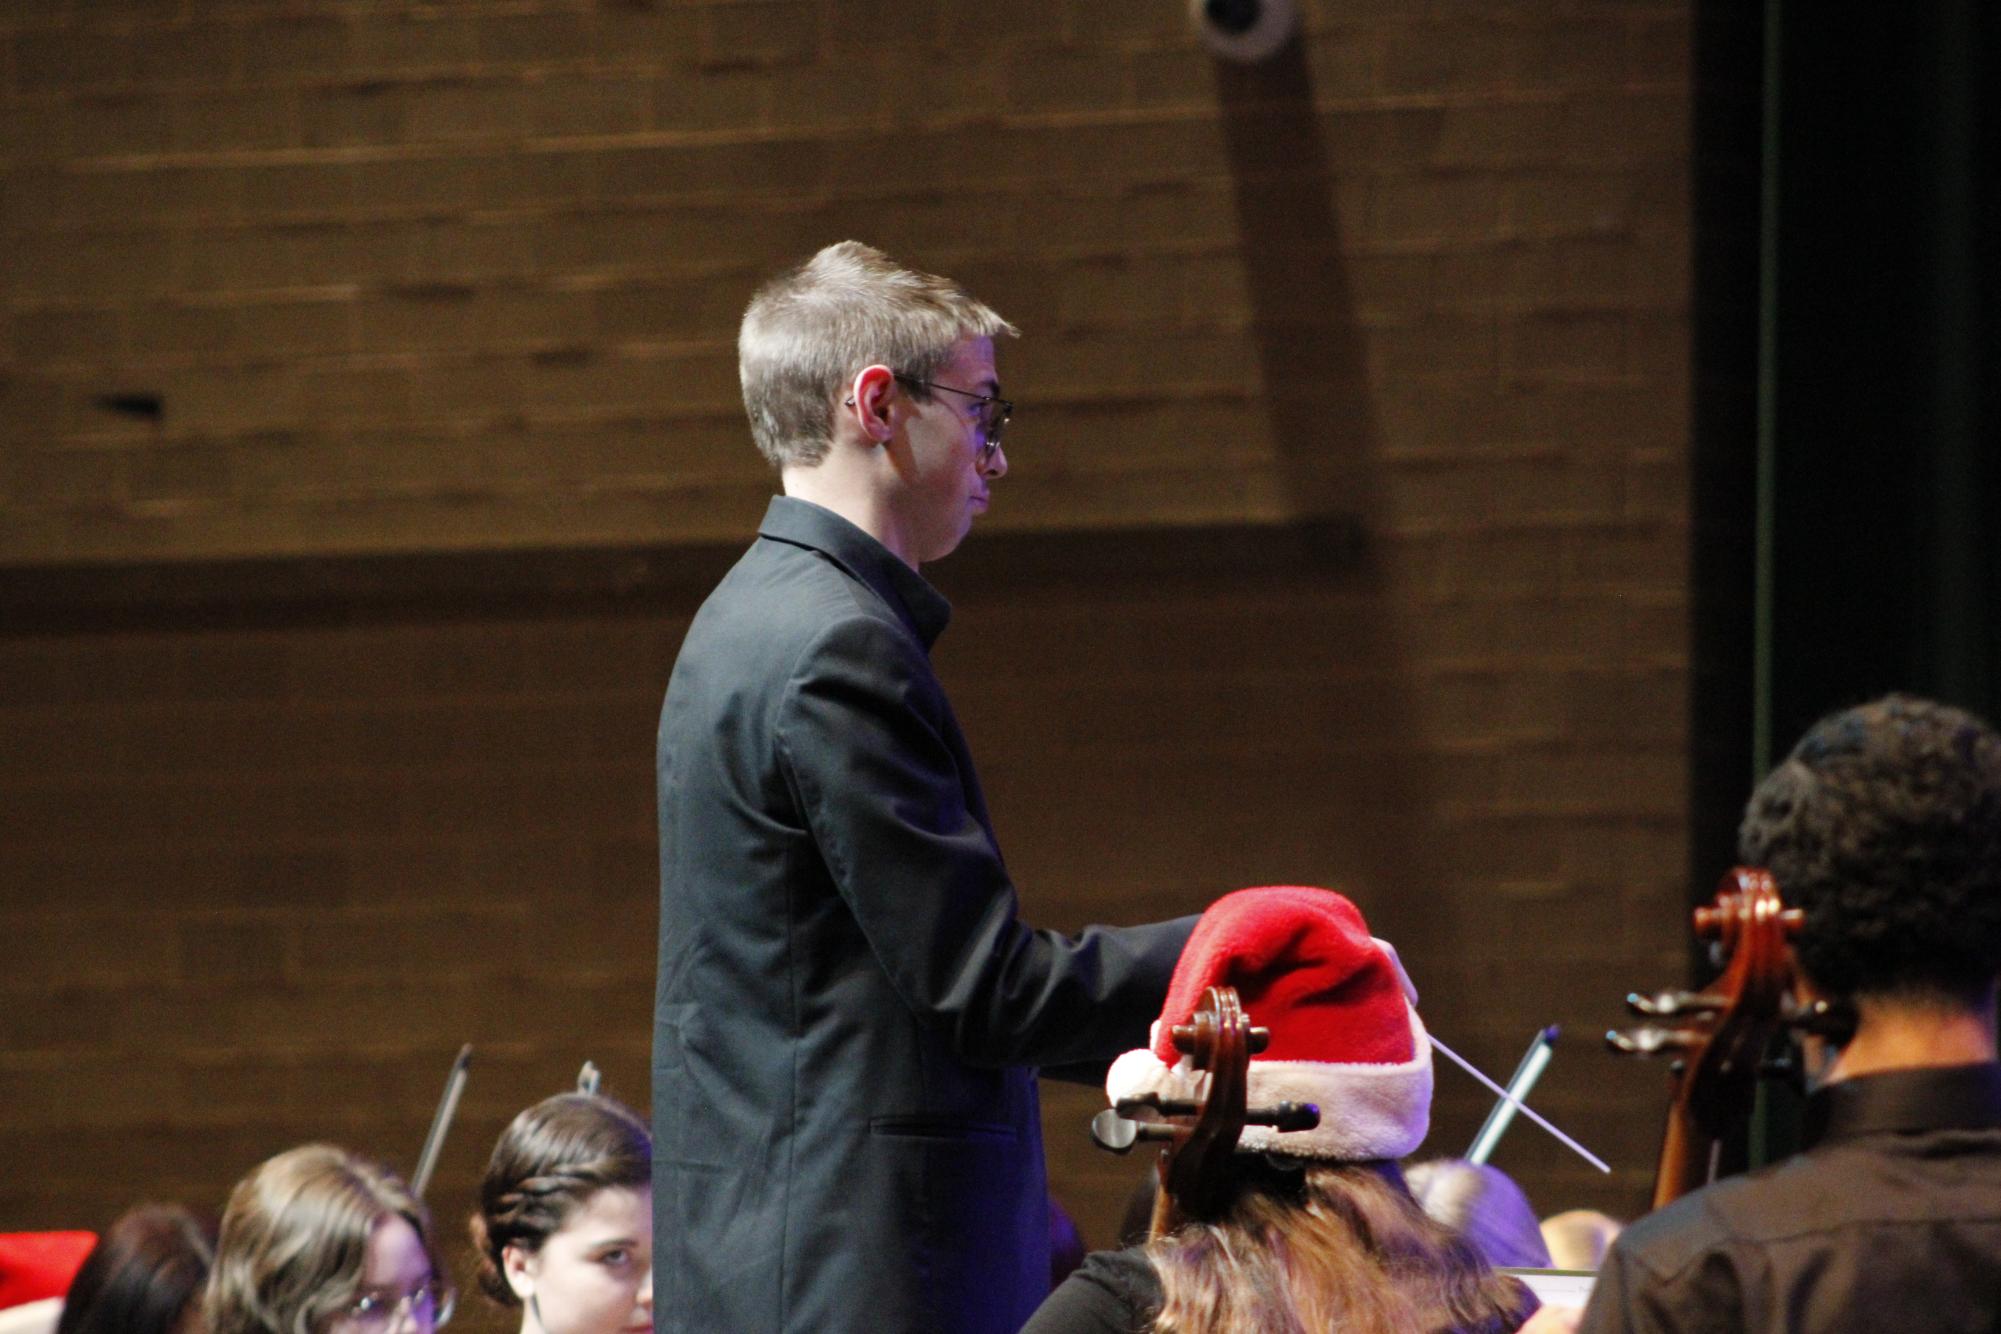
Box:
[1146,1158,1534,1334]
[204,1144,446,1334]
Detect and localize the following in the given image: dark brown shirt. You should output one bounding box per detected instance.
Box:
[1579,1061,2001,1333]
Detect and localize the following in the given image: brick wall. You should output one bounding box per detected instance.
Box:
[2,1,1686,563]
[1,0,1691,1321]
[0,604,671,1288]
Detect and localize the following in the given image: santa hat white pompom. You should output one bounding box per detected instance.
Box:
[1105,885,1431,1161]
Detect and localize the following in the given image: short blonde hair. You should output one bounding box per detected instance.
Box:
[1403,1157,1552,1270]
[205,1144,448,1334]
[738,240,1017,468]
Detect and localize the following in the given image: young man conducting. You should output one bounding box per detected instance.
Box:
[652,243,1196,1333]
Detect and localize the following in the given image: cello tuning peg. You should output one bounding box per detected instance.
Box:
[1626,989,1721,1018]
[1606,1025,1692,1056]
[1090,1109,1179,1154]
[1247,1026,1271,1055]
[1246,1100,1319,1133]
[1117,1094,1199,1119]
[1786,997,1859,1045]
[1090,1109,1141,1153]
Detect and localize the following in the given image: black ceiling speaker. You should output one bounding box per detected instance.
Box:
[1189,0,1298,63]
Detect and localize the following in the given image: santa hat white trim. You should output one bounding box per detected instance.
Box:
[0,1299,61,1334]
[1105,1001,1433,1161]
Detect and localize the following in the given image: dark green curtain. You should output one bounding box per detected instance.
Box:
[1694,0,2000,879]
[1761,1,2000,756]
[1690,0,1999,1168]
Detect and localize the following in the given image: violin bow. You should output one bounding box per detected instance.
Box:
[1465,1026,1560,1165]
[411,1044,473,1200]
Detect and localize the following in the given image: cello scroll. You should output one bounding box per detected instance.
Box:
[1607,868,1800,1207]
[1089,986,1320,1235]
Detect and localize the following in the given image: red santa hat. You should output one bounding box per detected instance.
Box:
[0,1231,95,1311]
[1105,885,1432,1160]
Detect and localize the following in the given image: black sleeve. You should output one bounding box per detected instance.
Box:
[778,611,1194,1068]
[1019,1248,1160,1334]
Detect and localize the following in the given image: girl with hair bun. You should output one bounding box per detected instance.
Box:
[471,1093,652,1334]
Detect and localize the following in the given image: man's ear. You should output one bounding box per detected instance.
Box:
[846,365,897,443]
[502,1243,538,1301]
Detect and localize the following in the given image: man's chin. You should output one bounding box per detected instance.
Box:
[926,520,977,563]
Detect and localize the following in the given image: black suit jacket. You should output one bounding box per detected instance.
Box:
[653,497,1195,1333]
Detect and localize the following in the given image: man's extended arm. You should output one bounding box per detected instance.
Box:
[778,610,1193,1067]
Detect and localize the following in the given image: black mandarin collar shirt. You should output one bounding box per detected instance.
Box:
[1800,1056,2001,1147]
[1579,1060,2001,1333]
[758,495,952,650]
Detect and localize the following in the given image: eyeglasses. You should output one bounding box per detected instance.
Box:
[339,1280,453,1331]
[894,374,1013,465]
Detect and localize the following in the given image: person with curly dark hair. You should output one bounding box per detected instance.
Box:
[470,1092,652,1334]
[1575,693,2001,1334]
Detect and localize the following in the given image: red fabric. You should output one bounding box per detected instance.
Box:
[1150,885,1413,1067]
[0,1231,96,1309]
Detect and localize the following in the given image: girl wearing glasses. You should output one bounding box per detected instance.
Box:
[471,1093,652,1334]
[205,1144,453,1334]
